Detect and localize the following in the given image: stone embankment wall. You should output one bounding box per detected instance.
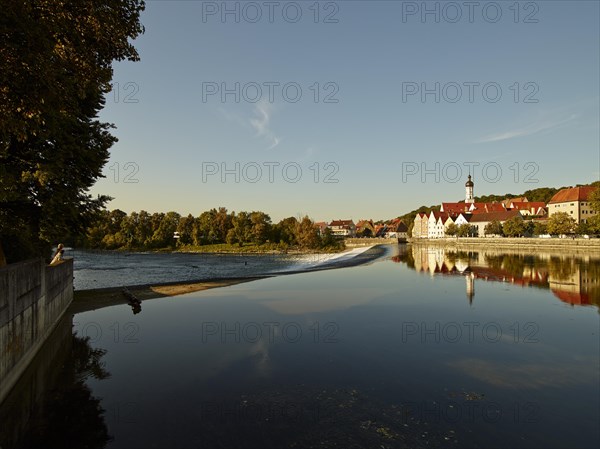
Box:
[0,258,73,403]
[410,237,600,252]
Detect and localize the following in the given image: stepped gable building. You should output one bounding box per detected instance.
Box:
[547,186,597,224]
[412,175,528,238]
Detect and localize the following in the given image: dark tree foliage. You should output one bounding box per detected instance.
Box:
[0,0,145,263]
[82,208,342,251]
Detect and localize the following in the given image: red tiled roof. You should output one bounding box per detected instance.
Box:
[430,211,450,220]
[470,203,507,214]
[330,220,354,227]
[441,202,467,213]
[548,186,596,204]
[468,210,522,223]
[356,219,373,228]
[511,201,546,209]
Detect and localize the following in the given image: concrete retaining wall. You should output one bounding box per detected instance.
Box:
[409,237,600,251]
[0,258,73,403]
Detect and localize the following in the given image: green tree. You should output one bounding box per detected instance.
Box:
[587,214,600,234]
[503,217,525,237]
[576,221,591,236]
[484,220,503,236]
[523,220,535,237]
[0,0,145,263]
[533,221,548,236]
[227,211,252,247]
[320,227,336,247]
[295,216,320,249]
[195,209,217,245]
[457,224,472,237]
[274,217,298,245]
[249,211,272,244]
[547,212,576,235]
[589,185,600,213]
[177,214,195,245]
[150,212,180,248]
[214,207,232,243]
[445,223,459,236]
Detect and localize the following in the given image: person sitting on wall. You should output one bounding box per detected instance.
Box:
[49,243,64,266]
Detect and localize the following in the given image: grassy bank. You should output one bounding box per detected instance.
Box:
[175,242,345,254]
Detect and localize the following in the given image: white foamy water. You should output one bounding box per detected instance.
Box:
[69,245,385,290]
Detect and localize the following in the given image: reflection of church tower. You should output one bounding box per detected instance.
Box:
[466,272,475,305]
[465,175,474,204]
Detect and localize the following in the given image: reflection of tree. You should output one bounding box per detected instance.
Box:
[14,334,112,449]
[446,250,475,265]
[391,249,415,268]
[548,257,575,282]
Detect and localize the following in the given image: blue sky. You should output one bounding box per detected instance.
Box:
[93,0,600,222]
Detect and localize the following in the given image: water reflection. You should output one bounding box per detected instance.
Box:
[0,316,112,449]
[393,245,600,308]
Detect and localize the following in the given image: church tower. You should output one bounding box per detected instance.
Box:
[465,174,474,204]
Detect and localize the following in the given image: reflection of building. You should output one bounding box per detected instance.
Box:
[548,262,600,306]
[548,186,598,224]
[466,272,475,305]
[406,245,600,308]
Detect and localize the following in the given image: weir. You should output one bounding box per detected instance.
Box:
[0,258,74,403]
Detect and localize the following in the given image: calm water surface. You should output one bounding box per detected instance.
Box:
[1,245,598,449]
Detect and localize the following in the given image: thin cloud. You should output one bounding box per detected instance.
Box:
[475,114,578,143]
[249,101,281,150]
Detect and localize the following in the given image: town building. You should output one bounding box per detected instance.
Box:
[547,186,598,224]
[468,210,523,237]
[356,219,375,237]
[314,221,328,236]
[328,219,356,237]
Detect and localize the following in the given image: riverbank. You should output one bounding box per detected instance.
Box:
[71,245,387,312]
[72,277,267,314]
[410,237,600,252]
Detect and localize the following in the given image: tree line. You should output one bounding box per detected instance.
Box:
[79,208,342,251]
